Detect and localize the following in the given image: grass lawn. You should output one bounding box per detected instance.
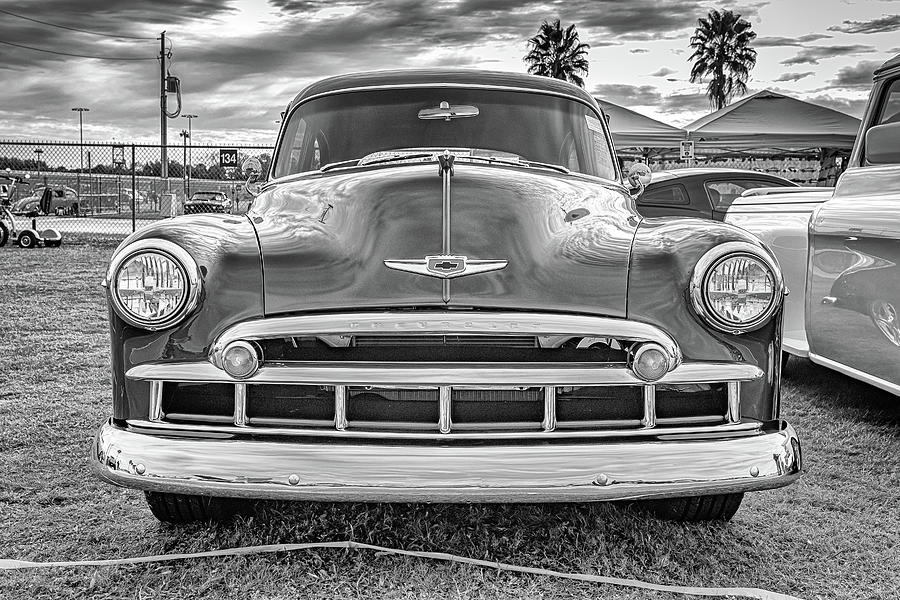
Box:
[1,243,898,600]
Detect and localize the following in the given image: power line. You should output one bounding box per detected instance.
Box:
[0,39,157,60]
[0,8,157,40]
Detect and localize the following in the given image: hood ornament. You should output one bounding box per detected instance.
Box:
[385,150,507,298]
[385,255,507,279]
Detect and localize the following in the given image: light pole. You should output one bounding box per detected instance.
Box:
[72,107,89,201]
[179,129,189,197]
[34,148,43,183]
[181,114,197,194]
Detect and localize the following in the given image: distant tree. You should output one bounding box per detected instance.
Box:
[688,9,757,110]
[523,19,590,88]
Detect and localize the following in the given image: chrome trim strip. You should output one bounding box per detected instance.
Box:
[93,420,801,502]
[541,386,556,432]
[334,385,348,431]
[438,386,452,434]
[727,381,741,423]
[808,352,900,396]
[641,385,656,428]
[124,417,763,441]
[210,311,682,369]
[233,383,249,427]
[129,361,762,386]
[148,381,163,422]
[294,84,600,120]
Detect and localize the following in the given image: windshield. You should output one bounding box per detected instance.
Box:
[273,88,617,180]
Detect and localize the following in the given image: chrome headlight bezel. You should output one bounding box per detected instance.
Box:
[106,239,202,331]
[690,241,784,334]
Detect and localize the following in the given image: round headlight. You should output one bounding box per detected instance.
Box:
[108,240,201,330]
[691,243,783,334]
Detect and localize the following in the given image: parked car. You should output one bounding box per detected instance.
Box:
[184,190,232,214]
[11,185,79,215]
[725,52,900,393]
[91,69,801,523]
[637,168,797,220]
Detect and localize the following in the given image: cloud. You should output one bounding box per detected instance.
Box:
[781,45,876,65]
[650,67,677,77]
[773,72,814,82]
[630,48,649,54]
[828,15,900,34]
[754,33,831,47]
[830,60,883,87]
[804,94,868,118]
[658,92,711,114]
[592,84,661,106]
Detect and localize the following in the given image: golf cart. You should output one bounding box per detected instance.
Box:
[0,180,62,248]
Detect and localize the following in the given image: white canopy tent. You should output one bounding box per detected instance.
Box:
[684,90,861,151]
[595,99,685,151]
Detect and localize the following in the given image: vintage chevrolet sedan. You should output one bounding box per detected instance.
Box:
[92,69,801,523]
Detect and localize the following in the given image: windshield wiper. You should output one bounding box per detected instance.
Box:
[320,152,436,172]
[457,155,570,174]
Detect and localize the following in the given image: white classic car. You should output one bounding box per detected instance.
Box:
[725,52,900,392]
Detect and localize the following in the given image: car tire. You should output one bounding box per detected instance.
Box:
[0,221,8,247]
[17,231,37,249]
[144,491,249,523]
[643,492,744,522]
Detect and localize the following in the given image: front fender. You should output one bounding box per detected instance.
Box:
[107,214,264,421]
[627,217,784,421]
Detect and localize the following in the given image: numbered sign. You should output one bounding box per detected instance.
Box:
[679,140,695,160]
[112,145,126,166]
[219,148,239,168]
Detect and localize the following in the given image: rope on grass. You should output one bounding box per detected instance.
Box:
[0,540,803,600]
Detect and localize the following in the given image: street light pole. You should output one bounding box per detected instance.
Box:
[34,148,43,183]
[182,114,197,194]
[72,107,89,204]
[179,129,189,197]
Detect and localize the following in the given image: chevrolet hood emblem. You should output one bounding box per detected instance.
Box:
[384,254,507,279]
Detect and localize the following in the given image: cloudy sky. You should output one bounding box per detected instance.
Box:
[0,0,897,145]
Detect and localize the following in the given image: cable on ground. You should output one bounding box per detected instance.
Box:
[0,539,804,600]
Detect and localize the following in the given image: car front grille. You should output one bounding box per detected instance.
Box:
[158,381,729,434]
[133,312,756,439]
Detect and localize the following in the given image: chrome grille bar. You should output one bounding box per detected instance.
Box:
[641,385,656,428]
[438,386,452,434]
[334,385,348,431]
[149,381,163,422]
[541,387,556,432]
[234,383,249,427]
[726,381,741,423]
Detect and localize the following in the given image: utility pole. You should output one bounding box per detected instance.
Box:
[160,31,167,179]
[72,107,89,201]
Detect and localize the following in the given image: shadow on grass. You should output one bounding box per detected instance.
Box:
[784,355,900,431]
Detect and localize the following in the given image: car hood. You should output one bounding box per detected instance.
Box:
[251,163,639,317]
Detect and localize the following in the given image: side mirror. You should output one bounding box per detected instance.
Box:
[241,157,263,197]
[865,122,900,164]
[626,163,652,198]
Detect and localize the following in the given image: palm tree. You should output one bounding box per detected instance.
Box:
[688,9,757,110]
[523,19,590,88]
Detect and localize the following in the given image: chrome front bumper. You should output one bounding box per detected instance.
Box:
[91,419,801,502]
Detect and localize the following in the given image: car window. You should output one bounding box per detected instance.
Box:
[876,78,900,125]
[639,184,689,206]
[705,179,785,210]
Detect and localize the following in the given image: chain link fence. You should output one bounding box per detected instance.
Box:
[0,140,273,242]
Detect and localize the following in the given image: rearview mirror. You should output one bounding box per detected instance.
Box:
[865,122,900,164]
[418,101,479,121]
